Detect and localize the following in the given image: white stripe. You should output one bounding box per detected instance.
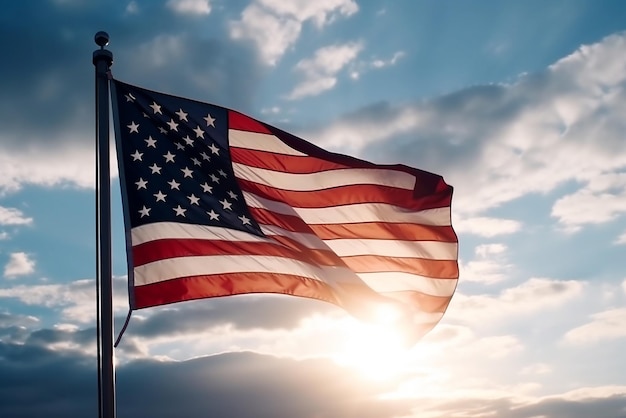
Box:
[233,163,415,191]
[132,222,333,255]
[131,222,269,245]
[260,224,330,251]
[134,254,362,287]
[403,311,444,326]
[326,239,457,260]
[243,191,300,216]
[243,191,451,226]
[358,272,457,296]
[229,129,306,156]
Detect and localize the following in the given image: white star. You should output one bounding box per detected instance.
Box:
[150,102,162,114]
[135,178,148,189]
[191,157,201,166]
[167,119,179,131]
[238,215,251,225]
[175,142,185,150]
[149,163,162,174]
[220,199,233,210]
[218,169,227,177]
[127,121,139,133]
[138,206,151,218]
[168,179,180,190]
[200,182,213,193]
[181,167,193,178]
[207,210,219,220]
[163,151,175,163]
[130,150,143,161]
[125,93,136,102]
[142,112,150,118]
[227,191,238,200]
[187,194,200,205]
[158,126,168,134]
[154,191,167,202]
[145,136,157,148]
[173,205,187,217]
[204,113,216,127]
[209,174,219,183]
[200,152,210,161]
[193,125,205,138]
[176,109,188,121]
[208,143,219,155]
[183,135,194,146]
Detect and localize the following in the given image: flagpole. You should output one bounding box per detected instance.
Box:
[93,31,116,418]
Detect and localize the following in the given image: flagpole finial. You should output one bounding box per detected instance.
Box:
[93,31,113,67]
[95,31,110,48]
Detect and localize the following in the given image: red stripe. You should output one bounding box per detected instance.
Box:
[132,238,344,268]
[134,272,341,309]
[238,178,451,210]
[311,222,457,242]
[249,207,457,242]
[343,255,459,278]
[382,290,453,313]
[231,147,353,173]
[229,110,272,134]
[133,272,392,314]
[248,207,312,233]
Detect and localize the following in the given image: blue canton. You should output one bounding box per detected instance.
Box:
[113,80,263,237]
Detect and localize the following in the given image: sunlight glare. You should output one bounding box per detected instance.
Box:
[332,304,414,381]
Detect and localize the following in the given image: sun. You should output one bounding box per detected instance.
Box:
[332,304,415,381]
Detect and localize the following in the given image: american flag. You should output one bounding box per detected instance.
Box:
[112,79,458,338]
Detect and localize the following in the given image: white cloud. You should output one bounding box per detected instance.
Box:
[551,173,626,232]
[229,0,358,65]
[4,252,35,278]
[448,277,585,323]
[615,231,626,245]
[287,42,363,100]
[0,231,9,240]
[622,279,626,295]
[0,206,32,226]
[349,51,406,82]
[460,243,512,284]
[564,307,626,344]
[521,363,552,375]
[134,34,187,69]
[261,106,281,115]
[453,216,522,237]
[305,33,626,221]
[259,0,358,27]
[229,4,301,66]
[370,51,405,69]
[0,141,97,194]
[166,0,211,15]
[125,1,139,14]
[0,277,128,322]
[475,243,507,257]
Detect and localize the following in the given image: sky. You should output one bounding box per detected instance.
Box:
[1,0,626,417]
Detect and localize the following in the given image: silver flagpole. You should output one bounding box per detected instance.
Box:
[93,31,116,418]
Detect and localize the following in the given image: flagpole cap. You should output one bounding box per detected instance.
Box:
[93,31,113,67]
[94,31,110,48]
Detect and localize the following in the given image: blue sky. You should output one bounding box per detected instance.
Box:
[2,0,626,416]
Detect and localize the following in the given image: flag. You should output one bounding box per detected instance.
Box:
[111,79,458,338]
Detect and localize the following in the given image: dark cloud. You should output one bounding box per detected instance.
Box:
[510,395,626,418]
[0,338,409,418]
[24,327,94,348]
[2,332,626,418]
[0,0,263,148]
[125,294,338,339]
[360,83,526,173]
